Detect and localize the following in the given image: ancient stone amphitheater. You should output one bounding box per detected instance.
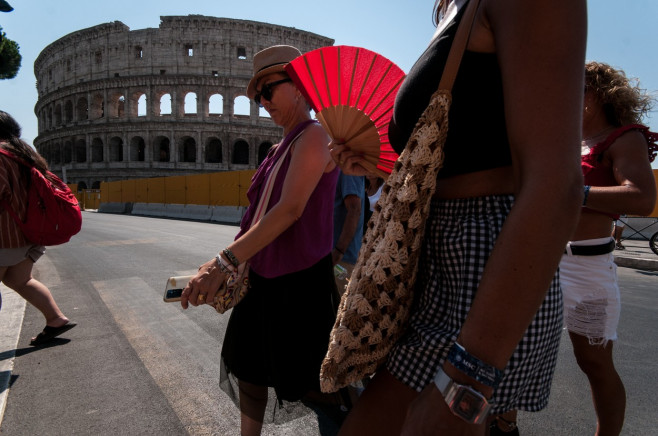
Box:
[33,16,333,189]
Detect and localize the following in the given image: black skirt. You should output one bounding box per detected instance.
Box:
[220,254,338,401]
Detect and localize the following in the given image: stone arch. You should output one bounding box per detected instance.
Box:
[258,141,273,165]
[205,137,222,163]
[233,95,250,116]
[137,94,147,117]
[75,138,86,162]
[76,97,88,121]
[159,93,172,115]
[130,136,145,161]
[109,136,123,161]
[232,139,249,164]
[154,136,170,161]
[91,181,102,189]
[51,141,62,164]
[54,103,62,126]
[91,137,104,162]
[108,93,125,118]
[64,100,73,124]
[90,93,104,119]
[77,181,88,190]
[63,140,73,163]
[184,92,197,115]
[208,94,223,116]
[179,136,196,162]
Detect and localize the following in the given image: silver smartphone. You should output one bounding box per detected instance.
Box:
[163,275,194,302]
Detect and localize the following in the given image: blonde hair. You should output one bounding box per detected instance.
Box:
[585,61,655,126]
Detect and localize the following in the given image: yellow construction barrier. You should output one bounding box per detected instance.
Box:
[99,170,256,208]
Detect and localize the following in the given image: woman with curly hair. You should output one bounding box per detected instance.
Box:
[560,62,657,436]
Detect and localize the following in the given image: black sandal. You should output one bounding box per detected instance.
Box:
[30,322,77,346]
[489,416,520,436]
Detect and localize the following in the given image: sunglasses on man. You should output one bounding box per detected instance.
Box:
[254,78,292,105]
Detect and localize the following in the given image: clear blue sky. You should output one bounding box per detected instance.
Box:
[1,0,657,167]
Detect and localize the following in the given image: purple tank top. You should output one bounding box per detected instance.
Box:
[236,120,339,278]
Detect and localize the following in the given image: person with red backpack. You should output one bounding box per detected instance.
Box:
[0,110,76,346]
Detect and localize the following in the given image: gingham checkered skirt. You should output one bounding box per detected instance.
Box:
[387,195,563,413]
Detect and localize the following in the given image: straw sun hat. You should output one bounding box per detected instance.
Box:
[246,45,302,100]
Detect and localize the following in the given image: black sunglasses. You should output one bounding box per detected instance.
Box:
[254,78,292,105]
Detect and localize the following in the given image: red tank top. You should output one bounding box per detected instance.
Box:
[581,124,658,219]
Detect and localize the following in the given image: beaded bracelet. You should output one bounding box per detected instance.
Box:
[447,342,503,389]
[222,248,240,268]
[583,185,591,206]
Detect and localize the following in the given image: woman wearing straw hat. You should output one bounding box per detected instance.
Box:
[180,45,340,435]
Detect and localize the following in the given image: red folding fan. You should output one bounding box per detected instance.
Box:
[285,46,406,177]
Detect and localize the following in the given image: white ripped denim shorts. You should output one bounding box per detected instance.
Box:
[560,237,620,345]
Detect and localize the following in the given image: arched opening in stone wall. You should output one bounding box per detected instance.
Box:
[137,94,147,117]
[209,94,223,116]
[75,139,86,162]
[54,104,62,126]
[108,94,125,118]
[180,136,196,162]
[63,140,73,164]
[77,181,88,190]
[232,139,249,164]
[184,92,197,115]
[160,94,172,115]
[76,97,88,121]
[130,136,145,161]
[233,96,250,116]
[47,108,52,129]
[205,137,222,163]
[154,136,170,161]
[64,101,73,124]
[258,141,273,165]
[259,106,271,118]
[109,136,123,161]
[91,138,104,162]
[90,93,104,119]
[51,141,61,164]
[92,181,101,189]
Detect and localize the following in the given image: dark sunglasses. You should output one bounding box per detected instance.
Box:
[254,78,292,105]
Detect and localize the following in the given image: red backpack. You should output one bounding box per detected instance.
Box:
[0,148,82,246]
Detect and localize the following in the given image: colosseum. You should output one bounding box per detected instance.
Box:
[33,16,334,189]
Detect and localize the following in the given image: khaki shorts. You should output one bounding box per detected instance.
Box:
[0,245,46,267]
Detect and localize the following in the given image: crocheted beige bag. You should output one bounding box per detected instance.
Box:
[320,0,481,393]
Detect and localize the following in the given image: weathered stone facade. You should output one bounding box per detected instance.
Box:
[33,16,333,189]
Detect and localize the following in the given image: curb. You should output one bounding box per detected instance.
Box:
[614,255,658,272]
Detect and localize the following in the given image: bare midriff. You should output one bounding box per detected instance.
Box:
[434,166,514,199]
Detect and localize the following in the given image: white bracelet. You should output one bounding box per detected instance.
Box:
[216,254,235,274]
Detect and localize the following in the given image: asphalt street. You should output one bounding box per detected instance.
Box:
[1,212,657,435]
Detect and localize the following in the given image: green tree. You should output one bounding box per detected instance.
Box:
[0,26,21,79]
[0,0,13,12]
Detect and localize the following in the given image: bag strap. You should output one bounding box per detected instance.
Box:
[248,123,312,227]
[438,0,481,92]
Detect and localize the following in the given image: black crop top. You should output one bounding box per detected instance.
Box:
[389,4,511,178]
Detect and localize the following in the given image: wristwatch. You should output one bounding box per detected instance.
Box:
[433,366,491,425]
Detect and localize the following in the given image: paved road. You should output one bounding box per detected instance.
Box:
[1,212,656,435]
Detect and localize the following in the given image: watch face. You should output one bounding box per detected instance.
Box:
[449,387,486,423]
